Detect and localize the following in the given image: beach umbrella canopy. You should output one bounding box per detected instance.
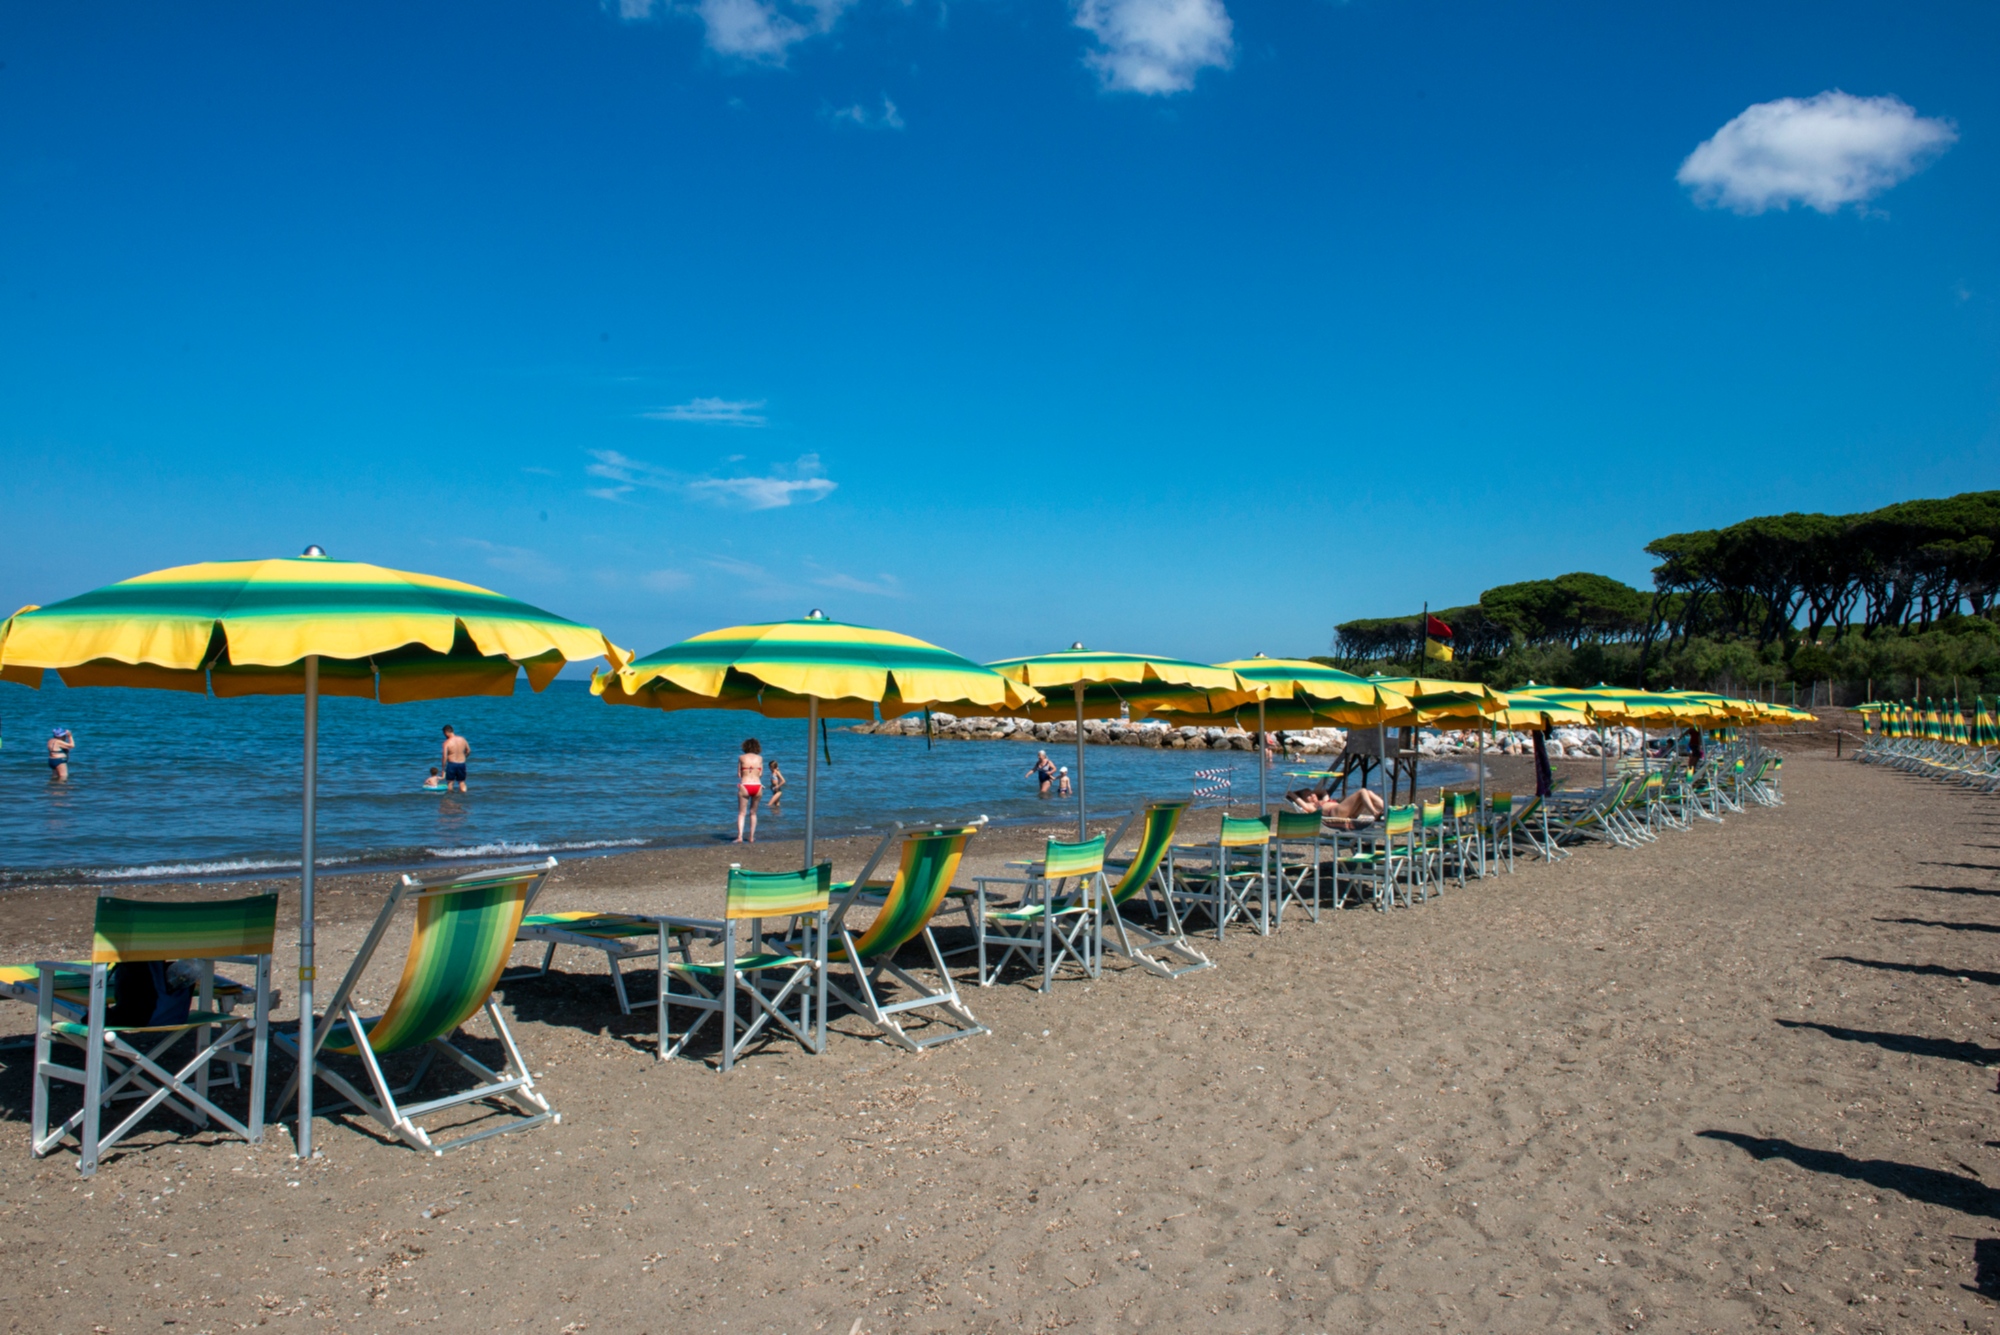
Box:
[984,647,1252,837]
[1365,675,1505,727]
[595,612,1041,862]
[1485,691,1590,730]
[1137,657,1415,814]
[0,549,627,1160]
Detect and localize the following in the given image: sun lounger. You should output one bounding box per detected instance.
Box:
[1094,801,1213,978]
[511,910,661,1015]
[33,892,277,1176]
[273,860,557,1156]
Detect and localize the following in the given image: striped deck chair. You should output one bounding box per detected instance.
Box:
[974,835,1108,992]
[656,864,831,1071]
[821,825,987,1051]
[33,893,276,1177]
[1096,802,1212,978]
[273,861,557,1156]
[1412,801,1447,901]
[1169,815,1273,938]
[1265,810,1324,926]
[1331,804,1417,910]
[1440,789,1483,882]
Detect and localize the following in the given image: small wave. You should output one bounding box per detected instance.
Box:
[422,838,650,859]
[89,855,361,881]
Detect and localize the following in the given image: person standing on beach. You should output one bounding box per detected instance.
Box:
[1027,750,1056,796]
[735,739,764,843]
[441,725,471,792]
[766,758,786,810]
[47,727,75,781]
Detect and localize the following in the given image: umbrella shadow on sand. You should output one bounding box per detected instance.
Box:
[1775,1018,2000,1067]
[1875,916,2000,933]
[1904,883,2000,898]
[1825,956,2000,988]
[1698,1131,2000,1220]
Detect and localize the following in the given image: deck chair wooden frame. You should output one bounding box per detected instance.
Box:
[1168,815,1273,939]
[822,823,988,1052]
[273,860,557,1157]
[33,892,276,1177]
[655,863,831,1071]
[974,835,1108,992]
[1265,810,1324,926]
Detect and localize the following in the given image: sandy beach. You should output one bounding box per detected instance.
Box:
[1,747,1995,1334]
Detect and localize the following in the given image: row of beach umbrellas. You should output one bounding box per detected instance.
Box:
[0,550,1804,1153]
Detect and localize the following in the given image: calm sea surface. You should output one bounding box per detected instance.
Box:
[0,679,1468,881]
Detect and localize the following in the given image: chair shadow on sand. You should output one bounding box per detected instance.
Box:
[1972,1239,2000,1299]
[1698,1131,2000,1220]
[1825,957,2000,988]
[1903,883,2000,898]
[1775,1018,2000,1067]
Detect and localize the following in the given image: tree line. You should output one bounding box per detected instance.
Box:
[1327,490,2000,698]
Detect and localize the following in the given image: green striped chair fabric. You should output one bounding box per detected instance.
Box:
[1383,805,1416,837]
[1041,834,1106,881]
[92,895,278,964]
[840,827,976,961]
[1267,810,1321,839]
[1107,802,1186,906]
[726,864,833,921]
[1217,815,1270,848]
[824,827,986,1051]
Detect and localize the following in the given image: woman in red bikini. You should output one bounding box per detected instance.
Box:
[735,739,764,844]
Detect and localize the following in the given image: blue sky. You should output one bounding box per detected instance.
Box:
[2,1,1994,665]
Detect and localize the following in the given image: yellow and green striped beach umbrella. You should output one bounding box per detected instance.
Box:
[984,646,1253,837]
[0,548,626,1160]
[596,612,1041,863]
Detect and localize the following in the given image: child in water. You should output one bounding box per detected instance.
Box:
[423,766,446,791]
[1057,766,1072,797]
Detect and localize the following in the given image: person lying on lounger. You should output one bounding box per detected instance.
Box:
[1288,786,1384,828]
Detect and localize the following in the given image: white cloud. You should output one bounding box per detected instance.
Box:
[642,568,694,592]
[808,563,904,598]
[828,95,905,130]
[666,0,854,63]
[586,450,837,511]
[643,397,768,426]
[1074,0,1233,95]
[1678,91,1957,215]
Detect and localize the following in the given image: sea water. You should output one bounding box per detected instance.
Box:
[0,679,1467,881]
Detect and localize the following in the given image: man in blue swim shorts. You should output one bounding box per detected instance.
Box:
[442,724,471,792]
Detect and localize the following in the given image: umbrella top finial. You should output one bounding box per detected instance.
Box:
[1069,641,1085,651]
[805,608,827,621]
[301,544,327,559]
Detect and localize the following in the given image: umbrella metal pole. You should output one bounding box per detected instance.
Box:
[1074,683,1087,842]
[804,695,819,870]
[1377,719,1386,805]
[1599,724,1608,791]
[296,656,319,1160]
[1258,700,1267,818]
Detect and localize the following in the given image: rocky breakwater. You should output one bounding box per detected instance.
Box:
[847,713,1352,754]
[1417,725,1650,759]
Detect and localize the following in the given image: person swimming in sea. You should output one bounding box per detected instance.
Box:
[423,766,446,791]
[47,727,75,781]
[735,739,764,844]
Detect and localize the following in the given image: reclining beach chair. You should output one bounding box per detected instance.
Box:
[1094,802,1213,978]
[274,861,557,1156]
[819,824,987,1051]
[973,835,1108,991]
[33,892,276,1177]
[1168,815,1273,938]
[656,863,831,1071]
[1265,810,1324,925]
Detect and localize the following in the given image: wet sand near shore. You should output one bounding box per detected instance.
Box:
[0,752,1995,1333]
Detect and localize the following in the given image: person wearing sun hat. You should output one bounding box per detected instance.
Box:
[46,726,74,780]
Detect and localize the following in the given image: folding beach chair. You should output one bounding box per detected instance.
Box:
[1441,789,1483,882]
[273,861,557,1156]
[1331,804,1417,910]
[656,863,831,1071]
[974,835,1108,992]
[33,892,276,1177]
[820,824,987,1051]
[1168,815,1273,938]
[1265,810,1324,926]
[1412,801,1446,901]
[1095,802,1213,978]
[1480,793,1516,874]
